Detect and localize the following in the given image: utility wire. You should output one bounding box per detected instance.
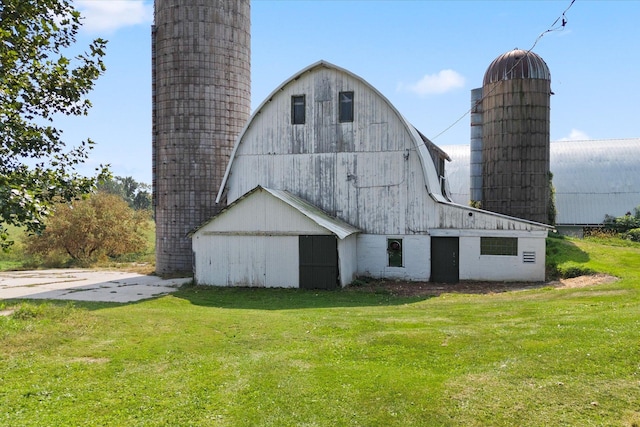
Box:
[429,0,576,142]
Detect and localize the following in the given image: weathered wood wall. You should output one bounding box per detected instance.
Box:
[226,64,545,235]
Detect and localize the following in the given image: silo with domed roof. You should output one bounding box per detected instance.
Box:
[480,48,551,224]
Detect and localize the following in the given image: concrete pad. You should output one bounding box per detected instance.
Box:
[0,269,191,303]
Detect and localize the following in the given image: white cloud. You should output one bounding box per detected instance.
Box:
[559,129,590,141]
[75,0,153,33]
[398,69,465,96]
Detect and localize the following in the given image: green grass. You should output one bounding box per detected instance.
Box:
[1,237,640,426]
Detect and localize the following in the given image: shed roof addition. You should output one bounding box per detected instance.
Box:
[193,186,360,240]
[261,187,361,240]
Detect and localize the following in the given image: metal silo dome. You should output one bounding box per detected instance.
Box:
[483,49,550,85]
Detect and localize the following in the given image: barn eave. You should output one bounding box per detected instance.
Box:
[192,186,360,240]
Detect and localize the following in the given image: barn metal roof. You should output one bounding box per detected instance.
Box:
[195,186,360,239]
[261,187,361,239]
[441,138,640,226]
[483,49,551,85]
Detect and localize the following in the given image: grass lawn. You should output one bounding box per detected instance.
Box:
[1,236,640,426]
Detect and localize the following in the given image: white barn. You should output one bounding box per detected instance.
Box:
[191,61,550,289]
[443,139,640,237]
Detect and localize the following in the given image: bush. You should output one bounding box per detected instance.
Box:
[25,192,150,266]
[623,228,640,242]
[603,206,640,234]
[559,265,595,279]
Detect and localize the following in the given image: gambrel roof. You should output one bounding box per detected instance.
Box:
[216,60,449,205]
[212,60,550,234]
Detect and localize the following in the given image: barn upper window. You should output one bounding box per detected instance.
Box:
[292,95,305,124]
[480,237,518,256]
[339,91,354,123]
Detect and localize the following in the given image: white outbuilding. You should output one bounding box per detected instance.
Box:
[191,61,550,288]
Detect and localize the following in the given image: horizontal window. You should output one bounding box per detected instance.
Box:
[480,237,517,256]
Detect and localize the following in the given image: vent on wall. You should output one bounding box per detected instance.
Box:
[523,252,536,263]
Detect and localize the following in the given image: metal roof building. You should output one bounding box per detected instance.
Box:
[192,60,550,288]
[442,138,640,235]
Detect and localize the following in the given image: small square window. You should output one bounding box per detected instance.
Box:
[292,95,305,125]
[339,91,354,123]
[387,238,403,267]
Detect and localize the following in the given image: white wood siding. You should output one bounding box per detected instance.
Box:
[337,236,358,286]
[226,66,437,235]
[193,235,299,287]
[225,64,544,236]
[193,190,333,287]
[201,190,330,235]
[212,62,549,283]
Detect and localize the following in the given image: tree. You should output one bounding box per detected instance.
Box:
[97,176,152,211]
[603,206,640,234]
[25,192,150,265]
[0,0,108,248]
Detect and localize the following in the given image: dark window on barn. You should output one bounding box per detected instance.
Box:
[387,238,403,267]
[292,95,305,124]
[339,91,354,123]
[480,237,518,256]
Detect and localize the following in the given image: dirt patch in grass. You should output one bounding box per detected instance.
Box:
[348,274,619,297]
[551,273,618,289]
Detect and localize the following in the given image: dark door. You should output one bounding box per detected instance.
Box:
[299,235,339,290]
[431,237,459,283]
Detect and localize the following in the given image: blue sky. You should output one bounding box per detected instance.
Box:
[63,0,639,184]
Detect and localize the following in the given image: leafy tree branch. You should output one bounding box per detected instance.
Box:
[0,0,109,248]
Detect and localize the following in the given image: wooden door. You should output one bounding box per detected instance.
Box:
[431,237,459,283]
[299,235,339,290]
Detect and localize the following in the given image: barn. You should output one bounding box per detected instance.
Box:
[443,138,640,237]
[191,61,550,288]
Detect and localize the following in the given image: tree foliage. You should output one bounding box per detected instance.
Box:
[0,0,108,248]
[548,172,557,226]
[25,192,150,265]
[98,176,152,211]
[603,206,640,242]
[603,206,640,234]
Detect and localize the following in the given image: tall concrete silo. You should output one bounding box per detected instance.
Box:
[481,49,551,224]
[152,0,251,274]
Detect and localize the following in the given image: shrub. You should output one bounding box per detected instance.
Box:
[603,206,640,234]
[559,265,595,279]
[25,192,150,266]
[623,228,640,242]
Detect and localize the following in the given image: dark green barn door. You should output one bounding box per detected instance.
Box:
[299,235,339,290]
[431,237,459,283]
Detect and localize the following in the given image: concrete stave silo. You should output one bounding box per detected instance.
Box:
[480,49,551,224]
[152,0,251,274]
